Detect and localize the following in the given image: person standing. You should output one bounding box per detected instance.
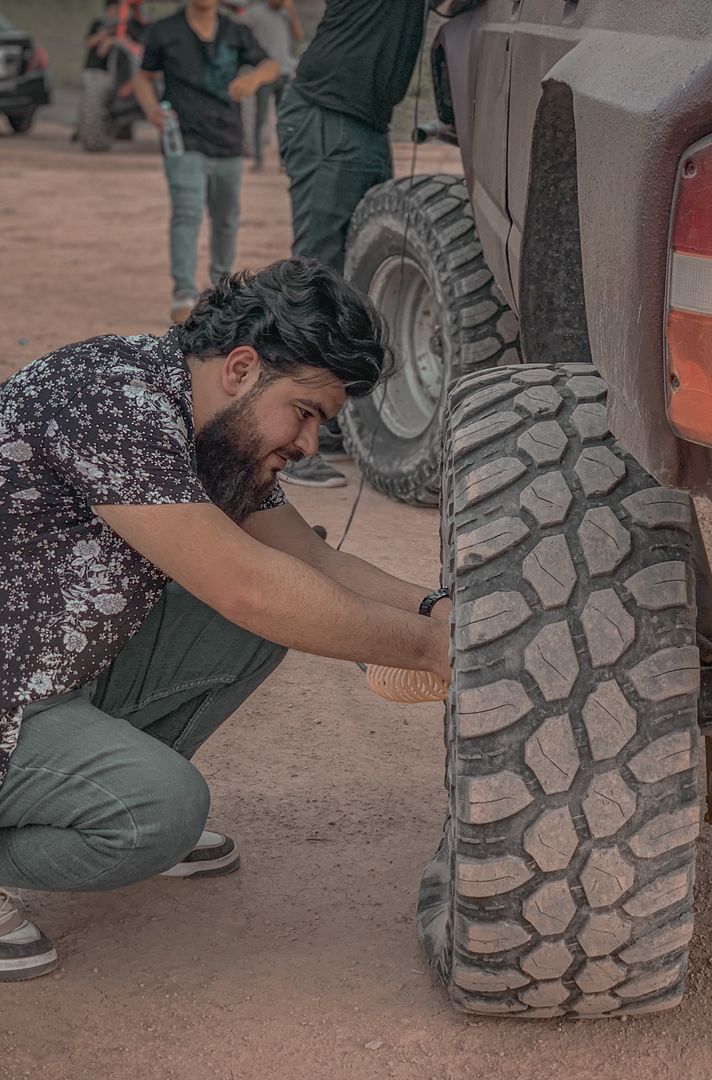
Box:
[133,0,280,324]
[240,0,303,172]
[276,0,426,489]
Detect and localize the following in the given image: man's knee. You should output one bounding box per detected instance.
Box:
[132,756,210,874]
[87,754,210,888]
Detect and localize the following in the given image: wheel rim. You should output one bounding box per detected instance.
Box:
[369,256,446,440]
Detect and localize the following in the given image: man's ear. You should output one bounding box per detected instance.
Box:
[221,346,261,398]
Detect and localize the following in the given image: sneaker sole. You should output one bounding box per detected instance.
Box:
[160,849,241,879]
[0,948,58,982]
[278,473,347,489]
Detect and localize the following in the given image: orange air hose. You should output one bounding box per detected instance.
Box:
[366,665,449,703]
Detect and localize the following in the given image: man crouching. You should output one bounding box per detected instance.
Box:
[0,257,450,979]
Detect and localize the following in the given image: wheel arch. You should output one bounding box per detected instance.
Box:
[518,80,592,368]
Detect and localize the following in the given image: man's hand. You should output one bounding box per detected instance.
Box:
[431,596,452,624]
[432,619,452,685]
[146,103,168,130]
[229,71,263,101]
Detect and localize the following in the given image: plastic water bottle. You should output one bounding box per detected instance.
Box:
[161,101,184,157]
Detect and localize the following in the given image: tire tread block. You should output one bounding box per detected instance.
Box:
[457,854,532,898]
[581,589,636,666]
[457,591,532,648]
[625,561,688,610]
[627,806,700,859]
[628,731,696,783]
[525,713,580,792]
[628,646,700,702]
[522,535,577,609]
[457,679,533,738]
[582,680,637,761]
[457,516,530,569]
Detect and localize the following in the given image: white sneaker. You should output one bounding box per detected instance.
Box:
[159,830,240,879]
[0,888,58,982]
[170,294,197,325]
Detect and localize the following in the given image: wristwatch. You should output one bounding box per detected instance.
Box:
[418,587,449,617]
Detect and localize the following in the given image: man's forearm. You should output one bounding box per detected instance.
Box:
[314,545,433,614]
[132,69,161,121]
[255,58,281,88]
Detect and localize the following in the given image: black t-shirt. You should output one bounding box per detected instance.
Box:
[141,11,267,157]
[294,0,425,134]
[84,17,146,71]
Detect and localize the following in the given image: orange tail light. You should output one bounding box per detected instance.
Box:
[666,135,712,446]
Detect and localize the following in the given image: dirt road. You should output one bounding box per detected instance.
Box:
[2,117,712,1080]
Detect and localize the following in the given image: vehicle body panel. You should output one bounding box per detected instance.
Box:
[436,0,712,494]
[0,27,50,118]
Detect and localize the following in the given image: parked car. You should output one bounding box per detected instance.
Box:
[343,0,712,1019]
[0,13,50,134]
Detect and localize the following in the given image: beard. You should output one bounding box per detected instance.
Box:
[195,393,276,524]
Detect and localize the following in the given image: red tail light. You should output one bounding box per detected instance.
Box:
[665,135,712,446]
[27,46,48,72]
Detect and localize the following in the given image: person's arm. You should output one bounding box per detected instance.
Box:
[229,24,280,99]
[229,56,280,100]
[95,501,450,680]
[242,501,453,623]
[132,67,165,128]
[132,25,166,128]
[85,21,111,49]
[282,0,304,44]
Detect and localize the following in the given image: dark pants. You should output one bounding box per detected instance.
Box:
[0,583,285,893]
[277,84,392,273]
[253,75,288,168]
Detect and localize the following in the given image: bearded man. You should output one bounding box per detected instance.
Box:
[0,258,451,980]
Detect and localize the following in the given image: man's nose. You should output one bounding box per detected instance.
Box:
[294,421,320,458]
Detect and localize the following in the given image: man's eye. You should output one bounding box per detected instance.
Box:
[298,407,313,421]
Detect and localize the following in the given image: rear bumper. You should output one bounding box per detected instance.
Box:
[0,72,50,114]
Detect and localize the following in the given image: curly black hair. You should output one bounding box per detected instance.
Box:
[176,258,395,397]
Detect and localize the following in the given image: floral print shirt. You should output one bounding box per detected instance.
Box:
[0,328,285,790]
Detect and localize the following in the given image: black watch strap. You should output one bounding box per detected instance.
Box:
[418,587,449,617]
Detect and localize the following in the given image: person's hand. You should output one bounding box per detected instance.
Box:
[430,596,452,624]
[147,104,168,130]
[431,619,452,686]
[229,71,261,101]
[282,0,295,11]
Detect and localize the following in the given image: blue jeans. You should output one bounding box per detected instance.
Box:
[0,583,285,892]
[164,151,243,299]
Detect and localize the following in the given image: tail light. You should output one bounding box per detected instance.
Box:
[27,46,48,72]
[665,135,712,445]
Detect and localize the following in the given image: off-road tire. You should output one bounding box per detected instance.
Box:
[341,175,520,506]
[78,69,114,153]
[417,364,701,1017]
[7,110,35,134]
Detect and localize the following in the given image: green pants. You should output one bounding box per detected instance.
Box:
[164,151,243,299]
[277,85,392,273]
[0,584,285,893]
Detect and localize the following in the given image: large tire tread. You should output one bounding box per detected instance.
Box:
[342,174,520,506]
[418,363,700,1017]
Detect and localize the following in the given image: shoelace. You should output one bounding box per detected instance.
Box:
[0,888,21,930]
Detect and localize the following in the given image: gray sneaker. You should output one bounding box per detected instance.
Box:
[279,454,347,488]
[0,888,58,982]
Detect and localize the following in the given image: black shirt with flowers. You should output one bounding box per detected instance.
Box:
[0,329,284,790]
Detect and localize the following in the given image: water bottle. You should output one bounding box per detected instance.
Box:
[161,101,184,157]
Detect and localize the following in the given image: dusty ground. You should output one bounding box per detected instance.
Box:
[3,114,712,1080]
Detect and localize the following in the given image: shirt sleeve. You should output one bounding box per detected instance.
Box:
[141,22,164,72]
[235,24,269,68]
[259,482,287,511]
[43,372,211,508]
